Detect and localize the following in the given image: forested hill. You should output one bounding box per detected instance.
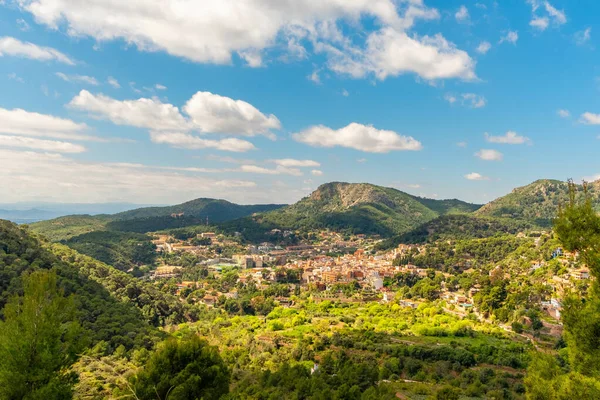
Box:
[29,198,286,241]
[0,219,187,334]
[113,198,285,221]
[476,179,600,225]
[251,182,481,236]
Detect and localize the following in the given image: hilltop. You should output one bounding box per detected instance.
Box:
[476,179,600,225]
[251,182,481,236]
[113,198,285,222]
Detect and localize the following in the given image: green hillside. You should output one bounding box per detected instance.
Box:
[476,179,600,225]
[253,182,480,236]
[29,198,286,241]
[378,214,536,248]
[28,214,112,241]
[114,198,284,221]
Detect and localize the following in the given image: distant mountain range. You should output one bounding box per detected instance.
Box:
[0,202,152,224]
[28,179,599,243]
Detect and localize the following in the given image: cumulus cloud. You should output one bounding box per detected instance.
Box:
[293,122,422,153]
[69,90,188,131]
[0,149,261,203]
[12,1,443,65]
[465,172,489,180]
[69,90,280,141]
[455,6,469,23]
[530,17,549,31]
[56,72,99,85]
[0,135,86,153]
[0,36,74,65]
[557,109,570,118]
[485,131,531,145]
[475,149,503,161]
[155,84,167,90]
[476,41,491,54]
[311,169,324,176]
[0,107,97,141]
[14,0,477,83]
[149,132,256,152]
[581,112,600,125]
[318,28,476,81]
[499,31,518,45]
[183,92,281,137]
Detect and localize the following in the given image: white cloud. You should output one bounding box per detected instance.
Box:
[107,76,120,88]
[543,1,566,24]
[461,93,486,108]
[475,149,503,161]
[14,0,443,68]
[530,17,549,31]
[308,70,321,84]
[319,28,477,81]
[457,142,467,147]
[557,109,570,118]
[581,112,600,125]
[70,90,280,151]
[7,73,24,83]
[0,149,264,204]
[575,28,591,46]
[56,72,99,85]
[149,132,256,152]
[499,31,518,45]
[527,1,566,31]
[357,158,367,163]
[341,89,349,97]
[271,159,320,167]
[183,91,281,137]
[0,36,74,65]
[444,94,457,104]
[445,93,486,108]
[455,6,469,23]
[293,122,422,153]
[485,131,531,144]
[16,1,477,83]
[476,41,491,54]
[239,164,302,176]
[311,169,324,176]
[465,172,489,180]
[0,135,86,153]
[70,90,188,131]
[0,107,97,141]
[155,84,167,90]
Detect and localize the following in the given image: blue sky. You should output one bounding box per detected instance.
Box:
[0,0,599,205]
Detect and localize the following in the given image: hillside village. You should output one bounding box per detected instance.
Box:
[148,225,591,341]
